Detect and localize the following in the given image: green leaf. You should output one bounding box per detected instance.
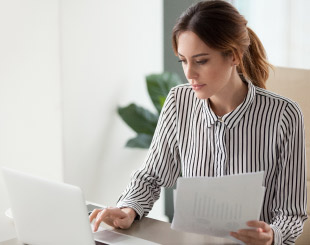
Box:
[118,103,158,135]
[125,133,153,148]
[147,72,184,113]
[159,96,166,108]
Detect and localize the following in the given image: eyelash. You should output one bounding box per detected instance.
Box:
[197,60,208,64]
[178,59,208,65]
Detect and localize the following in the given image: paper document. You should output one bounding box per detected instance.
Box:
[171,172,265,240]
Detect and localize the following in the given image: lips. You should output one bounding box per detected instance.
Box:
[191,84,205,91]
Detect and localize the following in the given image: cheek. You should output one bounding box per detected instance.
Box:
[202,65,226,81]
[204,62,232,82]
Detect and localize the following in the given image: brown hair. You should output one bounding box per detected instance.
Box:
[172,0,272,89]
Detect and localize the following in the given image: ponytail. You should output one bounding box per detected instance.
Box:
[239,27,273,89]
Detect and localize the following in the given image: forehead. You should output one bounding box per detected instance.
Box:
[177,31,214,56]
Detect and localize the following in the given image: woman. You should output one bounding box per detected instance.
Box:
[90,1,307,244]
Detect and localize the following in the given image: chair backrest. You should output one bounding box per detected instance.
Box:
[266,66,310,244]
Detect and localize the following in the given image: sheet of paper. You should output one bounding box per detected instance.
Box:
[171,171,265,240]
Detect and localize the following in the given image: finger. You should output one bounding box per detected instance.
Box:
[237,229,270,242]
[93,210,105,232]
[246,220,271,231]
[237,227,263,235]
[93,208,128,231]
[89,209,103,223]
[231,232,266,245]
[114,217,133,229]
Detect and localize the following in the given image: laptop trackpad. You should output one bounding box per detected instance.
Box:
[93,229,158,245]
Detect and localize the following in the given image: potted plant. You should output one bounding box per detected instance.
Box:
[117,71,184,221]
[118,72,183,148]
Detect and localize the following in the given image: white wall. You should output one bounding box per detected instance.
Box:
[60,0,166,219]
[0,0,63,217]
[0,0,166,223]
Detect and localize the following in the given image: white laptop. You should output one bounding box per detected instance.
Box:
[2,167,157,245]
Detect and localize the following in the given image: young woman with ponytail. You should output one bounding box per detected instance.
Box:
[90,1,307,244]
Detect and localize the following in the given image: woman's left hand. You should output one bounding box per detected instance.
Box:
[230,220,274,245]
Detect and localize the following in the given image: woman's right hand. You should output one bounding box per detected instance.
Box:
[89,207,137,231]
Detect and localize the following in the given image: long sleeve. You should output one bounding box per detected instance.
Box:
[116,89,181,219]
[271,102,308,244]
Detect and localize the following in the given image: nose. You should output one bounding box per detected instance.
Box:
[184,63,198,80]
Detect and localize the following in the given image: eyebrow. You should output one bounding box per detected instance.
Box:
[178,53,210,58]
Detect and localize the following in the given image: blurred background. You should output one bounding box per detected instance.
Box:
[0,0,309,225]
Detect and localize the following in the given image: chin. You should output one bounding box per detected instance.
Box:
[194,91,210,100]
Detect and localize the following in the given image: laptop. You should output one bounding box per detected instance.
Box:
[2,167,157,245]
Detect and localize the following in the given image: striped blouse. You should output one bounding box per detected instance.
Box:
[117,80,307,244]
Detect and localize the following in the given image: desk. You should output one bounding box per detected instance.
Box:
[114,216,238,244]
[1,215,237,245]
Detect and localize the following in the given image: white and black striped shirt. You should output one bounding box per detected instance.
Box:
[117,81,307,244]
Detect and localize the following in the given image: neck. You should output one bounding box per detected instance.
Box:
[208,72,248,117]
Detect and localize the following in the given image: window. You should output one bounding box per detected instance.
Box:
[233,0,310,69]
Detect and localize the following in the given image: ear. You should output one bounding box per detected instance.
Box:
[223,50,241,66]
[231,51,241,66]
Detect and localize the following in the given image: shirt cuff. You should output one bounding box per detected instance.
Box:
[270,224,283,245]
[116,200,144,220]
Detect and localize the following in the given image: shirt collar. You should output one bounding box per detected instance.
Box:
[203,80,256,129]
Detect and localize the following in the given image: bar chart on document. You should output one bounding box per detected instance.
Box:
[193,193,243,225]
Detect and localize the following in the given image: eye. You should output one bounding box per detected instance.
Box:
[178,59,187,64]
[196,59,208,65]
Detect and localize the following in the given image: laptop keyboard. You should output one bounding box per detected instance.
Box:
[95,241,109,245]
